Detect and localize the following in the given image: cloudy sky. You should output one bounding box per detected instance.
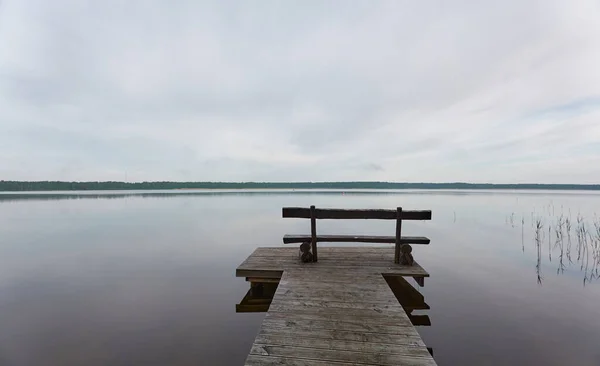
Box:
[0,1,599,183]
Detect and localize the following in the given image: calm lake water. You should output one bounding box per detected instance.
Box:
[1,190,600,366]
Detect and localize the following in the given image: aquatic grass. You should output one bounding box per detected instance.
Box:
[510,203,600,285]
[566,211,572,263]
[534,217,544,285]
[521,215,525,252]
[555,214,566,274]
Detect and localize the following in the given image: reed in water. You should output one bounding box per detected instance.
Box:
[508,205,600,285]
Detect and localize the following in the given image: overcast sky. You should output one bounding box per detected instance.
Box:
[1,1,599,183]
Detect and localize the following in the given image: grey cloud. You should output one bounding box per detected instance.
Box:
[1,0,600,182]
[361,163,384,172]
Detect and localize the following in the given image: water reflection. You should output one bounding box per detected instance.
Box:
[236,281,277,313]
[0,190,438,202]
[2,190,600,365]
[2,188,598,203]
[0,191,338,202]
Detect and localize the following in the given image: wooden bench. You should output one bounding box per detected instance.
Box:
[282,206,432,264]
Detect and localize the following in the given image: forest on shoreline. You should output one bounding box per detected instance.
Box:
[1,180,599,191]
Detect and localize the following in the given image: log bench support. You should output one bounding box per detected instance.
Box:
[298,242,313,263]
[399,244,414,265]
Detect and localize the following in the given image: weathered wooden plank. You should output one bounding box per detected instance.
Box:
[238,268,418,279]
[246,248,432,276]
[271,297,406,317]
[275,286,395,298]
[282,269,422,279]
[264,311,414,327]
[282,207,432,220]
[277,292,402,311]
[257,327,426,346]
[261,323,419,344]
[276,279,393,291]
[278,281,398,296]
[277,280,391,291]
[237,260,430,278]
[271,284,431,313]
[266,307,406,320]
[249,344,436,366]
[274,288,399,303]
[281,269,390,277]
[240,253,428,266]
[279,276,380,285]
[237,266,428,279]
[240,256,428,270]
[283,234,430,244]
[245,355,357,366]
[254,334,431,357]
[238,253,429,270]
[261,318,415,337]
[263,310,416,333]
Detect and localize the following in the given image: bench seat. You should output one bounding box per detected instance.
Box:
[283,234,430,245]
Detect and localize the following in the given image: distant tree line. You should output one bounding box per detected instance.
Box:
[1,180,599,191]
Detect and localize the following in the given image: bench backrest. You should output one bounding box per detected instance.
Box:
[282,205,432,263]
[283,207,431,220]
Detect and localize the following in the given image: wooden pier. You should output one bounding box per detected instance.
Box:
[236,207,436,365]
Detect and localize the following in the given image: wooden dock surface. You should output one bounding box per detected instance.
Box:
[237,247,430,279]
[238,247,437,365]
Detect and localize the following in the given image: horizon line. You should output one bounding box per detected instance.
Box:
[1,180,599,186]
